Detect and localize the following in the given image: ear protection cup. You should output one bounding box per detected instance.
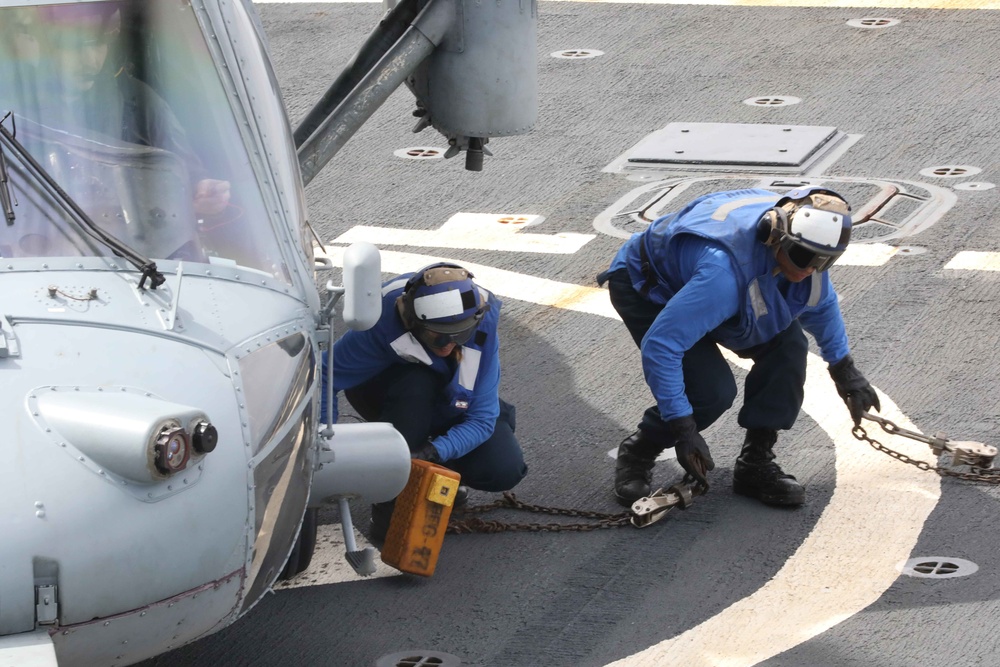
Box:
[395,291,417,330]
[756,207,789,246]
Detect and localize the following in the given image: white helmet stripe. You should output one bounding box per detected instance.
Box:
[792,208,844,247]
[413,289,467,321]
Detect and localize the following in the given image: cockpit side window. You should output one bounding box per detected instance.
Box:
[0,0,293,285]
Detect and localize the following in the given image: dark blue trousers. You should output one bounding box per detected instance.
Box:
[606,269,807,436]
[344,364,527,492]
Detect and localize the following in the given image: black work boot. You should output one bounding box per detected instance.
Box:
[614,430,663,507]
[733,429,805,506]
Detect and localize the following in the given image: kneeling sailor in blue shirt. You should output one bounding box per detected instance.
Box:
[599,186,880,507]
[324,263,527,539]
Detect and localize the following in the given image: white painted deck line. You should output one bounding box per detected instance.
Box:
[332,212,594,255]
[603,353,940,667]
[944,251,1000,271]
[838,242,897,266]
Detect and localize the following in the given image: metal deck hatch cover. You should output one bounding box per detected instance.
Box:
[624,123,838,169]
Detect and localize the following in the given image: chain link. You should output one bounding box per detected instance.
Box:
[448,419,998,536]
[852,423,1000,483]
[447,492,632,534]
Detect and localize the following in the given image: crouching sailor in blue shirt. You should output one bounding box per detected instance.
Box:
[598,186,881,508]
[323,263,527,540]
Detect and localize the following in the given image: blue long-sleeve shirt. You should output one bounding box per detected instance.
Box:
[609,189,851,421]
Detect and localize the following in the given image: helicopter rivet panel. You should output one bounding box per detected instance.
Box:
[222,322,316,612]
[48,571,244,667]
[28,387,212,502]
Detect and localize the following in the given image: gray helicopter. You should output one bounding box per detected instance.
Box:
[0,0,536,665]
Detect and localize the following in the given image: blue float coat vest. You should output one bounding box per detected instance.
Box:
[326,274,503,461]
[615,188,849,354]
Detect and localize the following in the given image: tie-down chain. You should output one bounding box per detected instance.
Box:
[447,415,998,535]
[853,411,999,482]
[447,480,705,534]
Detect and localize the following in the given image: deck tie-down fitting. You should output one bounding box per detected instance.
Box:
[630,482,702,528]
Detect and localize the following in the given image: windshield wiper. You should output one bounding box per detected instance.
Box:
[0,114,15,225]
[0,113,165,289]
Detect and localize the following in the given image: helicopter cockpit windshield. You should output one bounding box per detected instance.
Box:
[0,0,293,284]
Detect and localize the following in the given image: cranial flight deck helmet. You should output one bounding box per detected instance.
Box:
[396,263,490,348]
[756,186,853,272]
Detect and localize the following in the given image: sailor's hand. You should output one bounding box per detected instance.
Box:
[829,354,881,425]
[411,440,442,464]
[665,415,714,488]
[193,178,231,217]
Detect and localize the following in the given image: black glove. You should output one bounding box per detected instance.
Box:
[665,415,715,488]
[829,354,881,426]
[411,440,442,464]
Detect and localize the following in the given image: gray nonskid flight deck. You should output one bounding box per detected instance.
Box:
[145,3,1000,666]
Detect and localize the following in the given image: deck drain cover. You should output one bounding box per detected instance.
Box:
[744,96,801,107]
[919,165,982,178]
[551,49,604,59]
[376,651,462,667]
[847,18,900,28]
[955,181,995,191]
[898,557,979,579]
[394,147,445,160]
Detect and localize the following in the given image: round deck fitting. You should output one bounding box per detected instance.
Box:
[919,165,982,178]
[743,96,801,107]
[898,557,979,579]
[394,147,445,160]
[551,49,604,59]
[376,650,463,667]
[954,181,995,191]
[847,18,900,29]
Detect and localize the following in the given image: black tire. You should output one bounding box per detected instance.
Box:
[278,507,319,580]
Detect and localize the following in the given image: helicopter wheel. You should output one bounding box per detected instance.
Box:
[278,506,318,580]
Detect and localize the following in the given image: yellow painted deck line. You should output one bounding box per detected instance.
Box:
[319,245,941,666]
[318,245,621,319]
